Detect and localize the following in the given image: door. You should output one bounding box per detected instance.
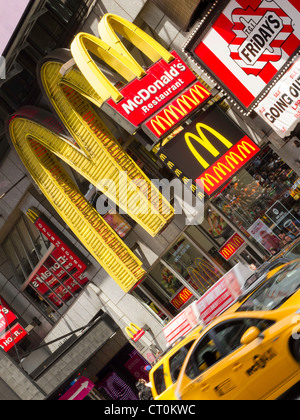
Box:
[179,332,243,400]
[212,317,297,400]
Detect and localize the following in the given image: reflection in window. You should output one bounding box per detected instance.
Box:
[163,237,222,295]
[213,148,300,256]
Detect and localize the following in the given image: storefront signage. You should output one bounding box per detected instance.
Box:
[158,106,260,195]
[26,209,89,307]
[255,57,300,137]
[7,12,182,293]
[104,51,197,128]
[171,287,193,310]
[219,233,245,260]
[29,209,89,272]
[72,13,212,144]
[184,0,300,112]
[0,298,17,334]
[125,323,145,342]
[59,377,95,401]
[0,324,27,353]
[143,81,211,140]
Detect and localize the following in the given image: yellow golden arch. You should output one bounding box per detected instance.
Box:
[7,14,175,293]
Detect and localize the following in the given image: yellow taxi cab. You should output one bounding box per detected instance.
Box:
[175,259,300,400]
[149,324,203,400]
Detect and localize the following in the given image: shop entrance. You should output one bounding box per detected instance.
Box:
[95,344,150,400]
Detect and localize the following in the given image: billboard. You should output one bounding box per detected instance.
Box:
[157,106,260,196]
[255,56,300,137]
[184,0,300,113]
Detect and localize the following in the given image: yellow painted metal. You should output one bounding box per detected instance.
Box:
[8,14,176,292]
[70,33,139,102]
[39,58,173,237]
[9,117,145,293]
[98,13,174,70]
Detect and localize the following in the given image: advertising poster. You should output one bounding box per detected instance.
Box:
[248,219,280,253]
[163,263,252,343]
[266,201,300,238]
[103,212,132,238]
[185,0,300,111]
[255,57,300,137]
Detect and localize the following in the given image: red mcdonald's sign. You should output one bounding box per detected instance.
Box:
[219,233,245,260]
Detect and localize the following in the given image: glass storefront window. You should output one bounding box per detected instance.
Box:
[213,147,300,256]
[3,214,88,323]
[162,237,222,296]
[200,208,234,246]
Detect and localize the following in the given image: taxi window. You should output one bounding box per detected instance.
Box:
[285,242,300,260]
[213,319,275,355]
[185,334,221,380]
[152,365,166,395]
[238,261,300,312]
[169,341,195,383]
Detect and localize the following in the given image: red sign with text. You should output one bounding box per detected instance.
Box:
[0,299,17,334]
[32,215,89,307]
[106,51,197,127]
[0,324,27,352]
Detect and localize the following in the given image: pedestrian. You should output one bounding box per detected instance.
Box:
[136,379,153,400]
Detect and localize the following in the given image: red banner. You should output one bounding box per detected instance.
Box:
[31,215,89,307]
[144,81,211,139]
[0,324,27,353]
[0,298,17,334]
[106,51,197,127]
[219,233,245,260]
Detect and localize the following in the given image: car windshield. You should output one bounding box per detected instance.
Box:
[238,261,300,312]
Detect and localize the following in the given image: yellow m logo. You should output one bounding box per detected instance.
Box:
[185,123,233,169]
[7,15,176,292]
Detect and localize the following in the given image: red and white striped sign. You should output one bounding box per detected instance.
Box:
[191,0,300,110]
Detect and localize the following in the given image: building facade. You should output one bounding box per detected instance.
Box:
[0,0,299,400]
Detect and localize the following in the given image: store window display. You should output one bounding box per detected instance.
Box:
[213,147,300,256]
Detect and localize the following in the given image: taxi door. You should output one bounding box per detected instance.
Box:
[176,331,249,400]
[210,318,299,400]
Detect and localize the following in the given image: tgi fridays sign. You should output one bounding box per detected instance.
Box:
[184,0,300,112]
[102,51,211,141]
[27,209,89,307]
[255,57,300,137]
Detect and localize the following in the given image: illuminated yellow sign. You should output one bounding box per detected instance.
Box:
[158,107,260,196]
[7,15,177,292]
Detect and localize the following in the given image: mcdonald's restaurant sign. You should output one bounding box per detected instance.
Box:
[125,323,145,342]
[171,287,193,310]
[6,14,182,293]
[219,233,245,261]
[158,106,261,196]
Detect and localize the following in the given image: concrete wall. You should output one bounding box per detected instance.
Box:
[0,349,45,400]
